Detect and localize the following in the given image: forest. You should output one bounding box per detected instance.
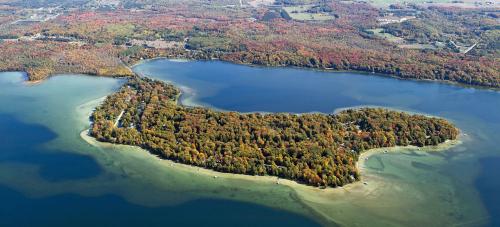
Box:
[0,41,134,81]
[90,77,459,187]
[0,0,498,87]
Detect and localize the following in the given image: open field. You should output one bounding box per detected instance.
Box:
[283,5,335,21]
[367,28,404,43]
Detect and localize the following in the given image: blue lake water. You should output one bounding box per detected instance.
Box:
[0,73,319,227]
[0,59,499,226]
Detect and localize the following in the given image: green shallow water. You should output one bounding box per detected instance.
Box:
[0,73,320,227]
[1,59,499,226]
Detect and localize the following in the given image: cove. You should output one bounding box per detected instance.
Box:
[0,58,499,226]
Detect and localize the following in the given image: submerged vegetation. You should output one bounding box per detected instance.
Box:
[90,77,459,187]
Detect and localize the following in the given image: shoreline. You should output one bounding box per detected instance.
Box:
[80,128,462,192]
[0,60,489,226]
[80,127,462,226]
[77,72,463,225]
[77,88,464,193]
[79,128,339,226]
[75,76,464,192]
[24,79,43,86]
[80,129,316,189]
[2,57,498,92]
[75,96,108,120]
[356,139,463,175]
[130,57,500,92]
[173,83,457,120]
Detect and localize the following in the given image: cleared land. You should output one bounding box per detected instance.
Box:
[283,5,335,21]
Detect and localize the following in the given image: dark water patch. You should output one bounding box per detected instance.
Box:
[0,114,101,181]
[0,60,498,226]
[411,161,435,171]
[366,156,385,171]
[403,150,427,157]
[36,153,103,182]
[0,114,56,150]
[475,157,500,227]
[0,186,320,227]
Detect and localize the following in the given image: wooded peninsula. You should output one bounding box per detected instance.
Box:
[90,77,459,187]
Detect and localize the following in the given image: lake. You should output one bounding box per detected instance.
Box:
[0,59,499,226]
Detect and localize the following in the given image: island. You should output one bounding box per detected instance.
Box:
[90,77,459,187]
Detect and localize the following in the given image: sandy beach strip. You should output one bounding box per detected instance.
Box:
[80,127,462,193]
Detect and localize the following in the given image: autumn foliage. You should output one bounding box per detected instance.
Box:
[91,78,459,187]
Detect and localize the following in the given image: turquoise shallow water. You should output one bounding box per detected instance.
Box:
[0,73,319,227]
[0,59,499,226]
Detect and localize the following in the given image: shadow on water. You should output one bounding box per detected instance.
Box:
[0,113,102,182]
[475,157,500,227]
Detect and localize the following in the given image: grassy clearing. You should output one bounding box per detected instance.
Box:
[368,29,438,50]
[367,28,404,43]
[283,5,334,21]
